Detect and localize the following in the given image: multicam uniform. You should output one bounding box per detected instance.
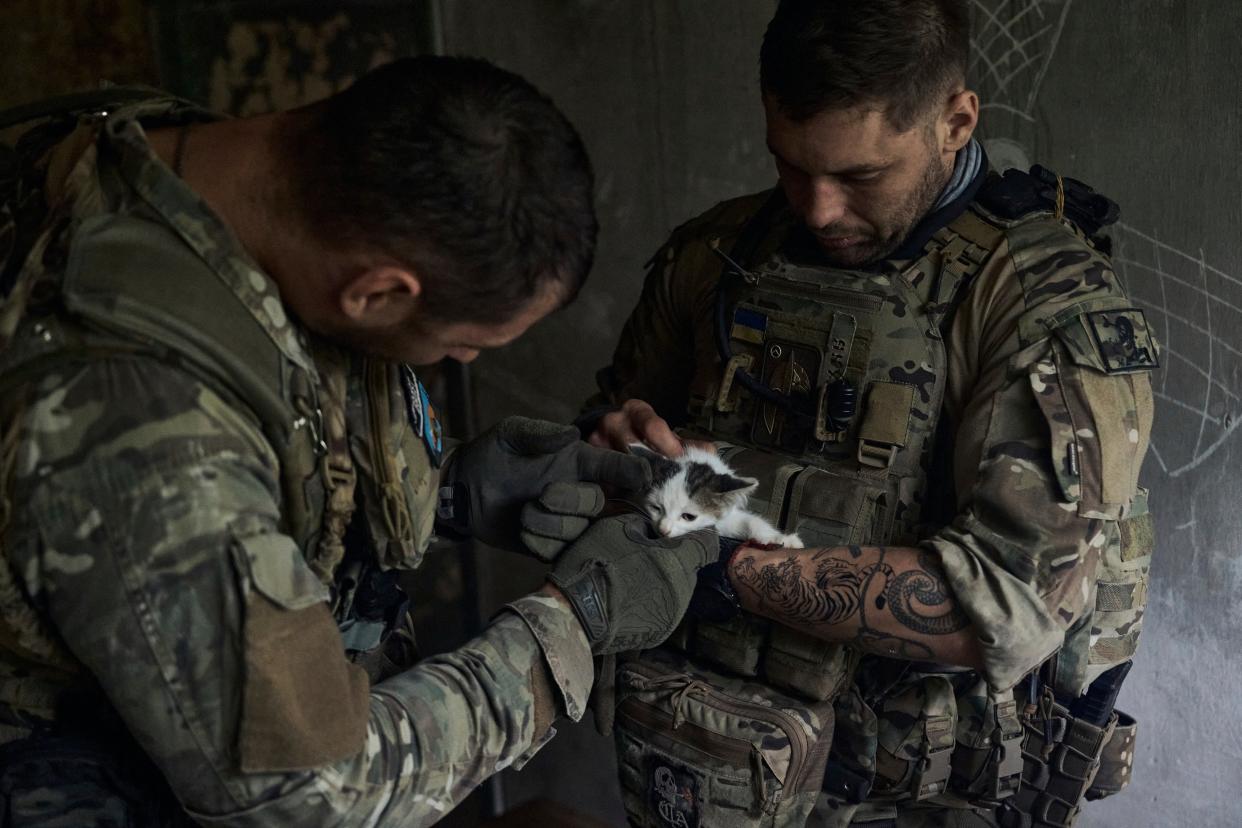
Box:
[591,170,1156,827]
[0,99,593,825]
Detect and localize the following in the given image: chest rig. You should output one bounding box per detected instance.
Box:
[0,107,437,722]
[674,191,1005,703]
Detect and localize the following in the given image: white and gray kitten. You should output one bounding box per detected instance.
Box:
[629,445,804,548]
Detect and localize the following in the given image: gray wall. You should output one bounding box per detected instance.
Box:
[441,2,1241,826]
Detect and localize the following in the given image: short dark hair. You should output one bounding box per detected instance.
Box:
[760,0,970,129]
[291,56,596,324]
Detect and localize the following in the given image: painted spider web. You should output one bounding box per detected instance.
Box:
[969,0,1073,124]
[970,0,1242,478]
[1110,227,1242,478]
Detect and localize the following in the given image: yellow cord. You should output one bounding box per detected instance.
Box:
[1054,174,1066,220]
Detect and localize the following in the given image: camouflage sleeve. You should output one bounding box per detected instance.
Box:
[8,358,593,826]
[928,221,1155,691]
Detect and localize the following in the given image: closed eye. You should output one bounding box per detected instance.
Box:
[680,513,697,522]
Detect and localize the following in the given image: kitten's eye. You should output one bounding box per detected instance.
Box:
[680,513,697,522]
[649,505,663,514]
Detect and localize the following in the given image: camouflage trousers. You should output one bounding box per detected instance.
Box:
[809,797,999,828]
[0,732,193,827]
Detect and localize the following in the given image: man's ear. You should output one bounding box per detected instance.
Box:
[939,89,979,154]
[338,265,422,324]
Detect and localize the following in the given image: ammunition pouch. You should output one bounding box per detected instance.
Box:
[823,673,1024,809]
[948,691,1026,804]
[1085,711,1136,801]
[995,693,1125,828]
[614,648,836,828]
[869,675,960,803]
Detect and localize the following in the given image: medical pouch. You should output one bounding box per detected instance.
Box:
[615,649,835,828]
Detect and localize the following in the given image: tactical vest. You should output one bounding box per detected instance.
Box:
[665,192,1002,702]
[664,184,1152,700]
[617,185,1155,825]
[0,100,438,725]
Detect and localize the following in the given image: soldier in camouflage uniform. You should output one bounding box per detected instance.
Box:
[0,57,718,825]
[585,2,1155,827]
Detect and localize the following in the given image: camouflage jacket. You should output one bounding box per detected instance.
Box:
[0,100,593,825]
[592,182,1155,812]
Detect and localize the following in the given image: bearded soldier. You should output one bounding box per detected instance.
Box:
[585,2,1156,826]
[0,57,717,825]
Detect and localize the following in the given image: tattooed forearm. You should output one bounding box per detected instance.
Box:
[734,551,869,626]
[730,544,981,667]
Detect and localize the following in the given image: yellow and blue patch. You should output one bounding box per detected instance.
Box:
[730,307,767,345]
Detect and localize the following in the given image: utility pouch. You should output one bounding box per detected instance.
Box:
[615,649,835,828]
[870,674,958,802]
[1085,710,1136,801]
[948,683,1025,803]
[995,693,1116,828]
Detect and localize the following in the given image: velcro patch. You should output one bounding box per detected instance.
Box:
[1086,309,1159,373]
[400,364,443,466]
[646,755,702,828]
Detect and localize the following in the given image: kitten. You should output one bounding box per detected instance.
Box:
[629,444,804,548]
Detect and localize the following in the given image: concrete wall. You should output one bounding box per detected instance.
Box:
[442,2,1242,826]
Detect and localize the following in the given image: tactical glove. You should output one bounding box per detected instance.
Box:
[519,480,607,562]
[440,417,649,556]
[548,514,718,655]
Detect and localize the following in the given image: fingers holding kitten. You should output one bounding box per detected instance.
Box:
[589,399,684,457]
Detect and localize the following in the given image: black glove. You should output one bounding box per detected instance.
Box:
[519,481,608,562]
[440,417,650,555]
[548,514,718,655]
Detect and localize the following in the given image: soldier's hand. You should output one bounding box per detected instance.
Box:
[588,399,684,456]
[442,417,649,554]
[519,481,605,562]
[547,514,718,654]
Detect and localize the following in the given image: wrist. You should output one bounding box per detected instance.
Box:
[539,582,572,611]
[687,538,752,624]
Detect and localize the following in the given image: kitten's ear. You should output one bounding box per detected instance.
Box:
[627,443,678,483]
[716,474,758,496]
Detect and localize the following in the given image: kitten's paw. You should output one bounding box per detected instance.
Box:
[780,533,805,549]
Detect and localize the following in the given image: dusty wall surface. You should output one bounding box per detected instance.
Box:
[0,0,156,111]
[444,2,1242,826]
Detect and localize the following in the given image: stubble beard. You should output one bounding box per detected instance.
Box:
[816,153,953,269]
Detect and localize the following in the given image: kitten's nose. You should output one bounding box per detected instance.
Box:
[658,520,672,536]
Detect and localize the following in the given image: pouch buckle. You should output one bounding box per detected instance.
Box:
[857,438,898,469]
[989,699,1026,801]
[911,714,954,801]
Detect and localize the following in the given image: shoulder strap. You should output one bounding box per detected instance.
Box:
[1,87,205,299]
[5,212,324,547]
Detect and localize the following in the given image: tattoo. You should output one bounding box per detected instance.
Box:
[733,546,968,660]
[734,553,863,626]
[881,551,970,636]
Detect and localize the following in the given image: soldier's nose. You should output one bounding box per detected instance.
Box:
[805,178,848,228]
